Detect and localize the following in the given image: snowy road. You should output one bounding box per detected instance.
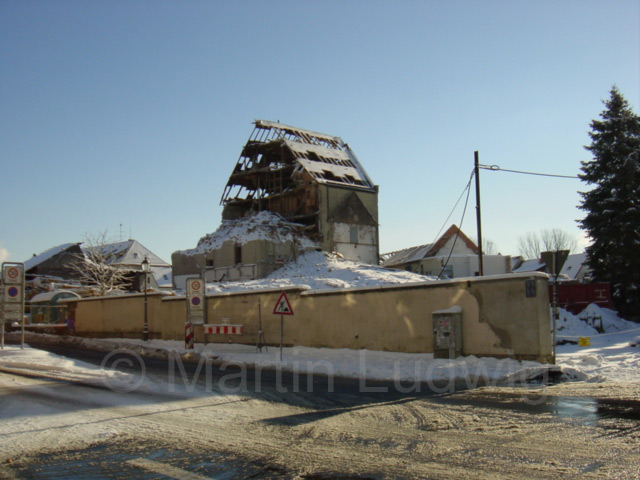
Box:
[1,346,640,479]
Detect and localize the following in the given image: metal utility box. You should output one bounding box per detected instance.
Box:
[433,306,462,359]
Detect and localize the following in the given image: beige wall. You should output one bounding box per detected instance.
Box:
[67,273,552,362]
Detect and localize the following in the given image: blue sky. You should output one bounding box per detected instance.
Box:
[1,0,639,265]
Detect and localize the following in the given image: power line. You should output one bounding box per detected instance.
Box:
[479,164,580,179]
[437,174,474,280]
[429,169,475,248]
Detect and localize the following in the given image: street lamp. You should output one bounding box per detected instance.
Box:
[141,256,149,341]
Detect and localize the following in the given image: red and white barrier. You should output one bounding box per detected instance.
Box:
[185,322,194,349]
[203,324,243,335]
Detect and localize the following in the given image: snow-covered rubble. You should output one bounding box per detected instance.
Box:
[206,250,434,294]
[556,303,638,339]
[178,211,317,256]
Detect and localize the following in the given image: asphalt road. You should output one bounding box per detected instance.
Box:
[1,343,640,479]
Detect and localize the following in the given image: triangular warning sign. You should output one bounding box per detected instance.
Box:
[273,291,294,315]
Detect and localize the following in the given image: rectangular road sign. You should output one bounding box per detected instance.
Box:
[578,337,591,347]
[2,264,24,285]
[2,263,25,347]
[186,277,206,325]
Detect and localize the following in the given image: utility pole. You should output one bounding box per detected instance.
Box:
[474,151,484,276]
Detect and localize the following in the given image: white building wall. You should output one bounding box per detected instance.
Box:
[417,255,511,278]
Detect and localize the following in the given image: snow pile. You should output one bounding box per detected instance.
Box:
[180,211,317,256]
[0,345,147,390]
[555,309,600,338]
[555,303,640,383]
[206,251,434,294]
[77,337,546,385]
[556,303,638,340]
[581,303,638,332]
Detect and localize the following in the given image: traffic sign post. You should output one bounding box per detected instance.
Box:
[541,250,570,363]
[273,291,294,361]
[186,278,206,325]
[1,262,25,349]
[185,278,206,349]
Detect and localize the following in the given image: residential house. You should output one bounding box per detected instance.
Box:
[23,240,170,294]
[380,225,512,278]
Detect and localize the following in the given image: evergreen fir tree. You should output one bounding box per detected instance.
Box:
[579,86,640,320]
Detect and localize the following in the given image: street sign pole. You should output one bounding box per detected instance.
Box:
[273,291,294,362]
[21,302,25,350]
[279,314,283,361]
[541,250,569,364]
[185,277,206,350]
[2,262,25,350]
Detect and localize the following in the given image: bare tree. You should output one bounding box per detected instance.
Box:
[473,237,499,255]
[71,231,131,296]
[518,229,577,259]
[518,232,542,260]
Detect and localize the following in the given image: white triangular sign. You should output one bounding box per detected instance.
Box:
[273,291,294,315]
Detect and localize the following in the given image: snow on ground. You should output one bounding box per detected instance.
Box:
[0,337,549,393]
[0,345,155,393]
[555,304,640,383]
[91,337,547,387]
[1,305,638,399]
[206,250,434,294]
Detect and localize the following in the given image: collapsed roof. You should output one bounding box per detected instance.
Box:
[220,120,376,224]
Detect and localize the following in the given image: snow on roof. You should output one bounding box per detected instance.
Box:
[83,240,169,267]
[24,243,79,271]
[282,138,373,188]
[510,256,524,271]
[559,253,587,280]
[380,226,477,268]
[30,290,80,303]
[151,266,173,288]
[512,258,546,273]
[380,244,433,268]
[226,120,376,196]
[180,211,318,256]
[205,250,435,294]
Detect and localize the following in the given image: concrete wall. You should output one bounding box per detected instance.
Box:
[66,273,552,362]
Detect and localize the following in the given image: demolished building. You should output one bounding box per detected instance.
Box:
[172,211,318,288]
[172,120,380,288]
[221,120,379,264]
